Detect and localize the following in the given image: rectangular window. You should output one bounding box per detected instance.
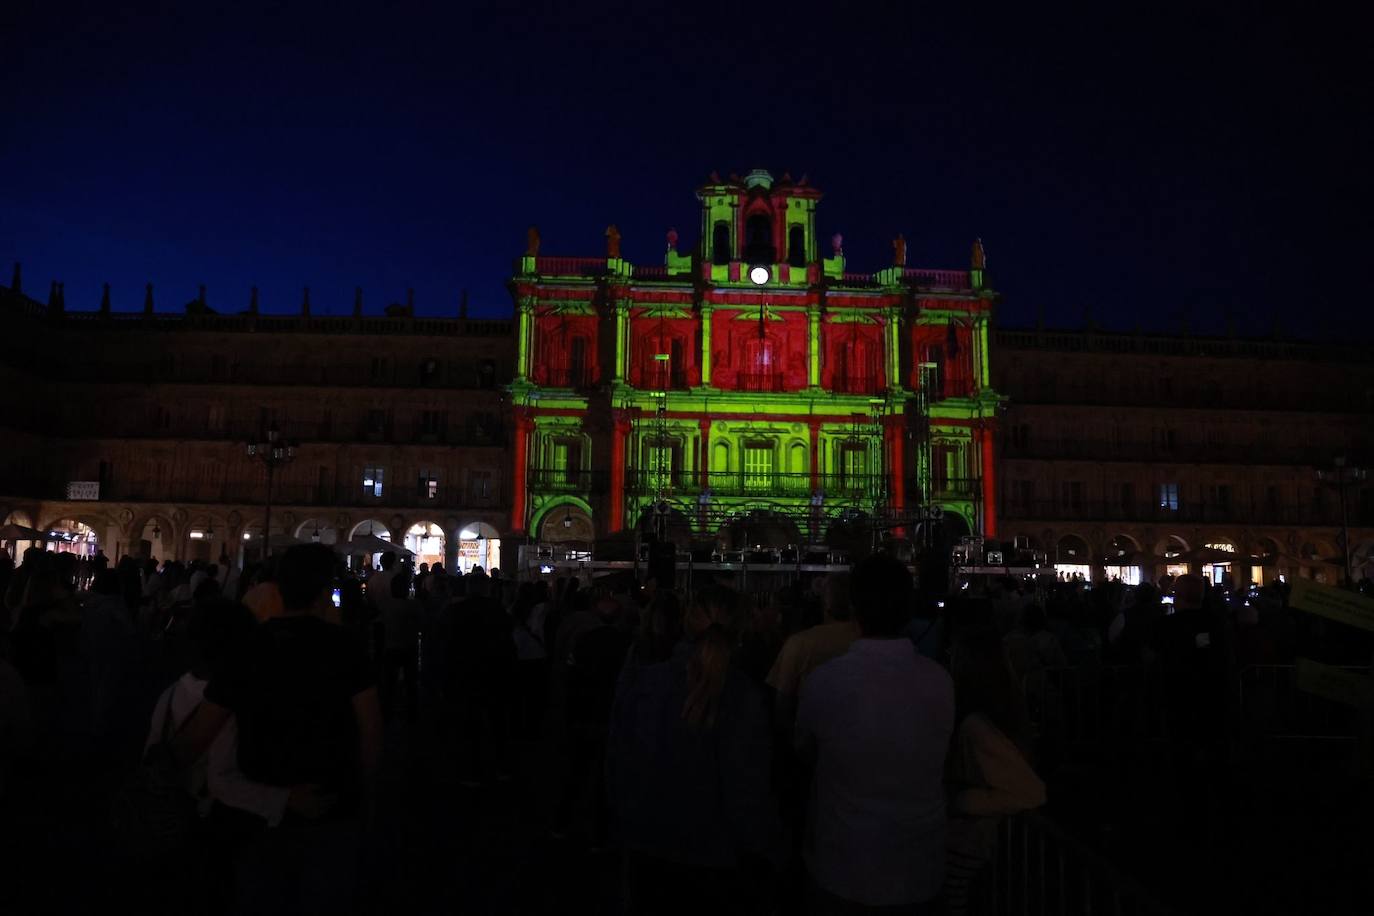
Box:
[1159,482,1179,511]
[469,470,492,502]
[367,409,387,439]
[841,445,867,484]
[1061,481,1084,512]
[553,440,582,486]
[744,445,773,492]
[569,337,587,386]
[418,409,446,441]
[932,443,958,490]
[418,469,438,500]
[363,466,384,498]
[1212,484,1231,511]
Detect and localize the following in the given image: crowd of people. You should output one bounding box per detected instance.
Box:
[1,540,1367,914]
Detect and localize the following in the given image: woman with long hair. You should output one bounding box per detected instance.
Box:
[944,627,1045,916]
[607,584,782,914]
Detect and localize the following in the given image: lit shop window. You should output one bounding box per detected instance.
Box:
[363,466,384,498]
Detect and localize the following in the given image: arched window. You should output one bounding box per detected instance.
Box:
[569,336,588,386]
[744,337,778,391]
[743,214,774,264]
[670,337,685,388]
[712,221,731,262]
[788,224,806,268]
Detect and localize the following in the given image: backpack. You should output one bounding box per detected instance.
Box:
[110,683,200,860]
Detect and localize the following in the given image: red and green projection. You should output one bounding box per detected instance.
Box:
[508,170,1001,552]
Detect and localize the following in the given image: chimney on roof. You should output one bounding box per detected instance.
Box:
[10,262,20,294]
[302,286,311,317]
[48,280,58,309]
[249,286,260,315]
[459,289,469,319]
[353,287,363,317]
[100,282,111,315]
[144,283,154,315]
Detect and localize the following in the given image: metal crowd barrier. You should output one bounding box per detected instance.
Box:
[1237,664,1366,744]
[981,811,1178,915]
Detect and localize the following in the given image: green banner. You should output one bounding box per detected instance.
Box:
[1289,577,1374,634]
[1294,658,1374,711]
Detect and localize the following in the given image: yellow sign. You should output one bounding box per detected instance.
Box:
[1294,658,1374,711]
[1289,577,1374,634]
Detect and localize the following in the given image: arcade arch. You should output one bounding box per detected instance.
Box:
[457,521,502,574]
[1055,533,1091,579]
[405,521,446,570]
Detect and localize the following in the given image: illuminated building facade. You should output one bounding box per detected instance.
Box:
[508,170,1001,554]
[0,276,513,571]
[993,327,1374,585]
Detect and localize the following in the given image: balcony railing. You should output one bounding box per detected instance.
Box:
[57,480,503,510]
[903,268,972,289]
[524,468,986,505]
[738,372,786,393]
[1002,499,1371,527]
[832,374,881,395]
[1001,439,1373,468]
[532,257,607,277]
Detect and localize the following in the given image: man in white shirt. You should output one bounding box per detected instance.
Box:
[796,553,954,912]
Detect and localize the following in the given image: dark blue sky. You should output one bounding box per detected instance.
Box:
[3,2,1369,335]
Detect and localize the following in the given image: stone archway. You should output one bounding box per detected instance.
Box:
[456,521,503,574]
[128,511,179,563]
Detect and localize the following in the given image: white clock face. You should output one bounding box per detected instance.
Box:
[749,265,770,285]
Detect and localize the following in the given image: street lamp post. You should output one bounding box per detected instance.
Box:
[246,426,297,559]
[1317,456,1367,586]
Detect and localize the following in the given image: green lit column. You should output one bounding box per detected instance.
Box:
[807,305,821,388]
[978,317,990,388]
[613,299,630,383]
[516,297,534,379]
[699,305,713,386]
[885,308,901,390]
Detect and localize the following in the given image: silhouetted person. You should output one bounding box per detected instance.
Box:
[943,627,1045,916]
[551,590,630,847]
[379,567,419,720]
[796,553,953,914]
[608,585,783,914]
[175,543,382,916]
[446,571,515,785]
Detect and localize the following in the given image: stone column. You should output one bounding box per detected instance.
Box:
[609,414,630,534]
[699,306,713,386]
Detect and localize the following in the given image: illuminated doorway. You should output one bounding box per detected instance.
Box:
[458,522,501,574]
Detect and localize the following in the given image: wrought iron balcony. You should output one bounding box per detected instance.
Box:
[737,372,787,393]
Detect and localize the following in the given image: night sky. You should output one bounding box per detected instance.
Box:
[3,3,1369,337]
